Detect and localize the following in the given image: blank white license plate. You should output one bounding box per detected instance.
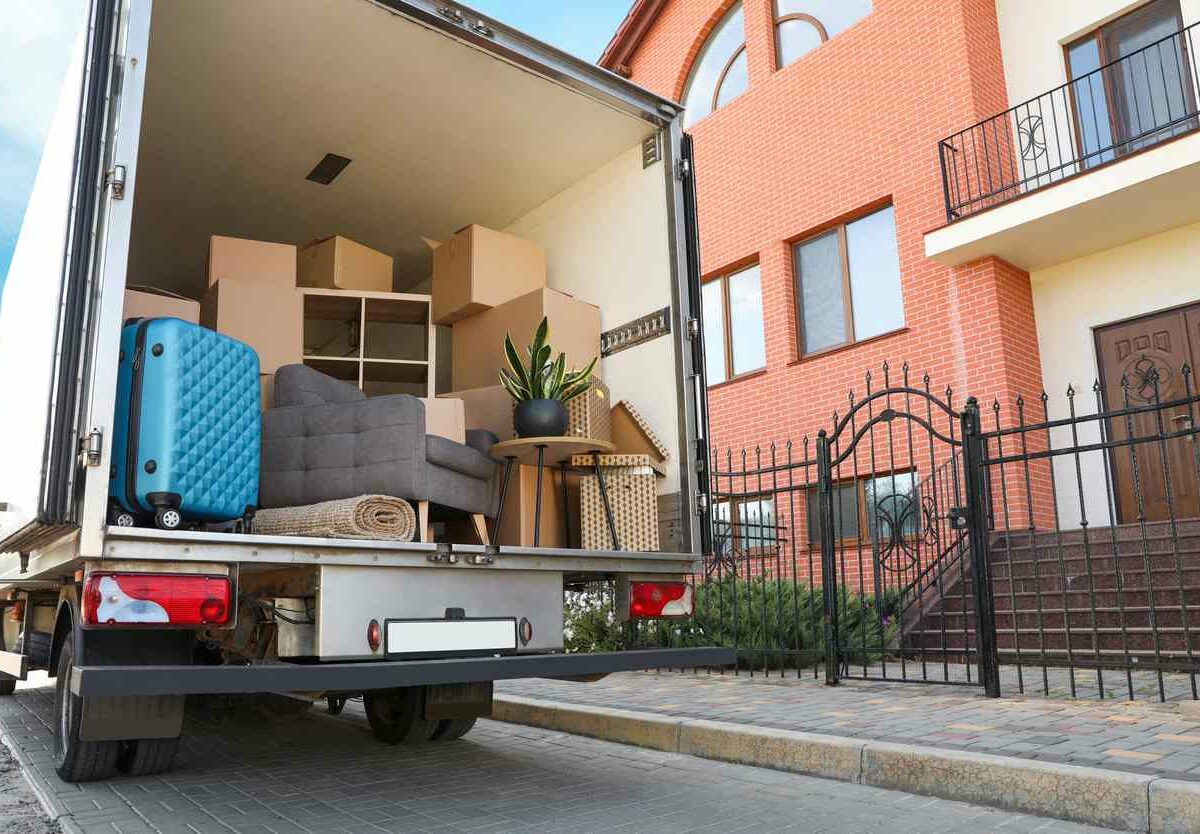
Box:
[385,618,517,656]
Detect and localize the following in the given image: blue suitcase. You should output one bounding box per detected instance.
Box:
[109,317,261,530]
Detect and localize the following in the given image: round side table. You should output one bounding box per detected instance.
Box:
[490,437,616,548]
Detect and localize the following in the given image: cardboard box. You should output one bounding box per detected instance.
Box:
[610,400,669,464]
[451,288,601,391]
[566,378,611,441]
[571,454,664,552]
[493,465,580,548]
[419,397,466,444]
[123,286,200,323]
[432,225,546,325]
[208,236,296,288]
[260,373,275,412]
[297,236,393,292]
[439,385,514,441]
[201,279,303,374]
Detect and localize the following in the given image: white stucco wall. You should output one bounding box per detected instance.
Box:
[505,142,682,495]
[996,0,1200,109]
[1031,220,1200,527]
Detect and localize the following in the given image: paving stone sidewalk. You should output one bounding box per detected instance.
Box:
[0,678,1113,834]
[497,671,1200,782]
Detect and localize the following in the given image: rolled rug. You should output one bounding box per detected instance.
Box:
[254,495,416,541]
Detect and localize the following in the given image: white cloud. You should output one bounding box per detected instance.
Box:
[0,0,87,152]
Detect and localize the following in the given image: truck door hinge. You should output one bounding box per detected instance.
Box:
[106,165,126,200]
[437,6,464,23]
[675,158,691,181]
[686,317,700,339]
[696,493,709,515]
[82,428,103,467]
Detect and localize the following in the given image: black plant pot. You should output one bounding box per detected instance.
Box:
[514,399,569,438]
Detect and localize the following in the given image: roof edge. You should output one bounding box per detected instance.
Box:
[598,0,669,77]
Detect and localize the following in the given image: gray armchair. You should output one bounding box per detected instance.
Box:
[260,364,498,543]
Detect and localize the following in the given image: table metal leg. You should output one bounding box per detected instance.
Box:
[560,463,571,546]
[533,445,546,547]
[591,451,621,551]
[494,457,515,540]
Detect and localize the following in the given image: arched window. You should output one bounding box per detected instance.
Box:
[682,3,748,127]
[775,0,872,69]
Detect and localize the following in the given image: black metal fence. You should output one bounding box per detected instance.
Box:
[939,21,1200,222]
[624,364,1200,703]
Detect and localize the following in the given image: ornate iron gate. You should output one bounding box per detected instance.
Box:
[813,376,999,695]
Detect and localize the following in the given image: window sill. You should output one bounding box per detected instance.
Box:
[789,327,908,367]
[707,367,768,392]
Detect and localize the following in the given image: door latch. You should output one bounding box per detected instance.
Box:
[948,507,969,530]
[106,165,126,200]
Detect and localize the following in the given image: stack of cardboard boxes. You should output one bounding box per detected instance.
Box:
[431,225,610,548]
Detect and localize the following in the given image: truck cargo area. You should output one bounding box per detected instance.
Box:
[97,0,693,558]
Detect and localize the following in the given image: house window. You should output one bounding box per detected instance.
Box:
[1065,0,1194,166]
[775,0,873,69]
[793,204,903,356]
[713,496,779,553]
[702,264,767,385]
[806,472,917,545]
[682,3,748,127]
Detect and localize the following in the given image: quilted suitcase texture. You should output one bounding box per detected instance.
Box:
[109,317,261,528]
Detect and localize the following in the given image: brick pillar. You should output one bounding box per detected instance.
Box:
[948,256,1054,532]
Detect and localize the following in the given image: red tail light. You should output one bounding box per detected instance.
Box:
[629,582,692,619]
[82,573,231,627]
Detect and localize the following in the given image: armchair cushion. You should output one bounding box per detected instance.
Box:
[260,393,425,508]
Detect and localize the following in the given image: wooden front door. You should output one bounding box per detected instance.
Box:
[1096,304,1200,523]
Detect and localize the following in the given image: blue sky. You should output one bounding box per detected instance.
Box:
[0,0,631,298]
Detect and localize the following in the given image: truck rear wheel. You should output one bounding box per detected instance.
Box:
[53,639,120,782]
[118,737,180,776]
[363,687,436,745]
[431,718,476,741]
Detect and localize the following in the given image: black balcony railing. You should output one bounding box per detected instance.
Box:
[939,21,1200,223]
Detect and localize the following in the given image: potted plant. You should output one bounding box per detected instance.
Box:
[500,317,597,438]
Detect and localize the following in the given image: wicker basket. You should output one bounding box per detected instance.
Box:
[572,454,662,551]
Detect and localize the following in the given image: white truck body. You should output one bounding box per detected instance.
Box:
[0,0,724,780]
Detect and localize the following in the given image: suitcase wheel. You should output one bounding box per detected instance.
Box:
[154,508,183,530]
[108,503,138,528]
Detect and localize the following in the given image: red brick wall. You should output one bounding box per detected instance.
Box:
[619,0,1058,565]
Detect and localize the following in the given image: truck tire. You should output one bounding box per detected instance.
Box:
[431,718,476,741]
[363,687,436,745]
[52,639,120,782]
[118,737,180,776]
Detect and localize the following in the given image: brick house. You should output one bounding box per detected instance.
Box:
[600,0,1200,557]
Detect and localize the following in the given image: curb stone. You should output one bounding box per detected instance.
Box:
[0,730,82,834]
[493,694,1198,833]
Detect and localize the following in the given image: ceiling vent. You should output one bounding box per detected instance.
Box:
[306,153,352,185]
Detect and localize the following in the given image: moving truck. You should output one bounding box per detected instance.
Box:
[0,0,727,781]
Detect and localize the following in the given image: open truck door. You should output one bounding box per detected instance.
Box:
[675,132,713,557]
[0,0,147,560]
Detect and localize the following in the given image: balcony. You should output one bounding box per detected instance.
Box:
[926,21,1200,271]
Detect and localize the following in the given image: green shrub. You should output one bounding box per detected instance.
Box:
[566,576,901,671]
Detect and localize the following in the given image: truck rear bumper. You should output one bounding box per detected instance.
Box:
[71,648,734,697]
